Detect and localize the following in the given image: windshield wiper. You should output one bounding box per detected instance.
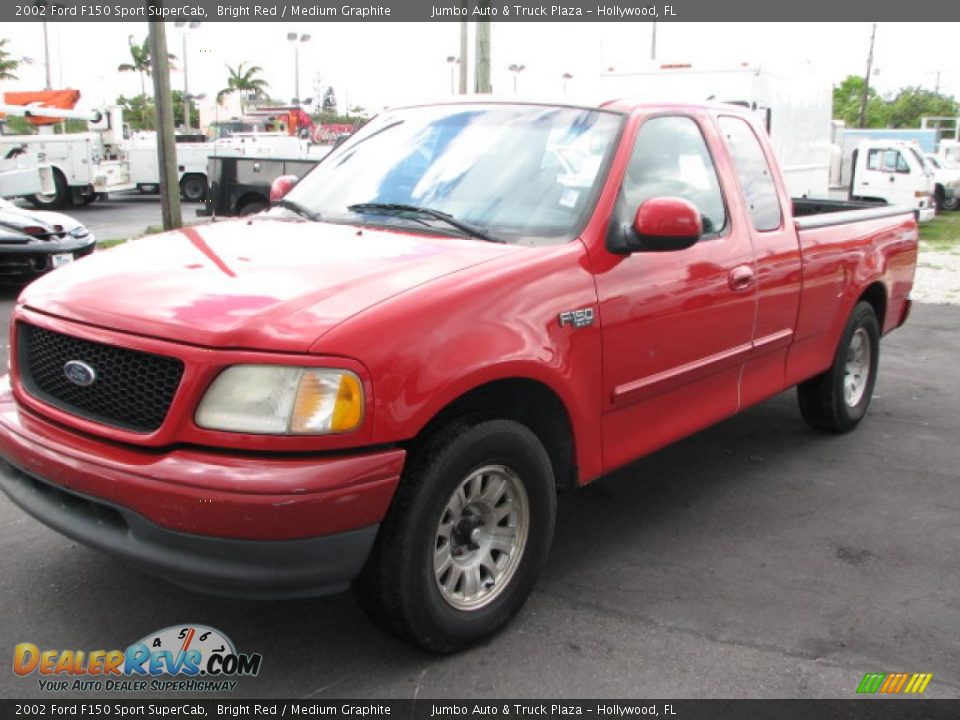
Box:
[270,198,323,222]
[346,202,505,243]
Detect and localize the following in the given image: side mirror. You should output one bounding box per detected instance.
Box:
[269,175,299,201]
[623,196,702,253]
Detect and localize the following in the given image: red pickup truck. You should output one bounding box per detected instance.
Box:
[0,101,917,652]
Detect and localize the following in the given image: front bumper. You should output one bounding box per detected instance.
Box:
[0,384,404,598]
[0,235,96,279]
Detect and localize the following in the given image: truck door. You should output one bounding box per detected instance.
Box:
[593,113,757,472]
[855,146,914,205]
[715,114,802,406]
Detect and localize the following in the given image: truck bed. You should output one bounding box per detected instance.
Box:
[791,197,916,228]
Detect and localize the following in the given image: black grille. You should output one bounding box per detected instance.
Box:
[17,323,185,433]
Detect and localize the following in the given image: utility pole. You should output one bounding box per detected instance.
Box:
[475,20,491,93]
[148,17,182,231]
[858,22,877,129]
[458,20,468,94]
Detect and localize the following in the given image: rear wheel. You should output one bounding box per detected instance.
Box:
[944,196,960,212]
[180,174,208,202]
[354,418,556,653]
[28,169,70,209]
[797,301,880,433]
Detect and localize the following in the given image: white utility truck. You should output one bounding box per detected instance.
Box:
[0,103,133,209]
[0,151,54,200]
[125,131,213,202]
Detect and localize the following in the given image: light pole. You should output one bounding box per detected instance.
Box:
[446,56,459,95]
[174,21,201,130]
[562,72,573,93]
[42,22,52,89]
[508,63,525,94]
[287,32,311,105]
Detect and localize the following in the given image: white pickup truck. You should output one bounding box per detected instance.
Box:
[838,140,936,222]
[924,153,960,211]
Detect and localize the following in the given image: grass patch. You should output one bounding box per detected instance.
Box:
[97,224,168,250]
[919,213,960,252]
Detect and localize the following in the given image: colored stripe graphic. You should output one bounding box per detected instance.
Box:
[857,673,933,694]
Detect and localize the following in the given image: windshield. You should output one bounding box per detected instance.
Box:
[279,103,623,245]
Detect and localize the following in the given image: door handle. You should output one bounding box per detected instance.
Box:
[728,265,755,292]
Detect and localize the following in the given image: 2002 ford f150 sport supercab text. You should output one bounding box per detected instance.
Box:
[0,100,917,652]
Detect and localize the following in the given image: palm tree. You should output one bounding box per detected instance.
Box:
[217,63,270,112]
[0,38,19,81]
[118,35,176,99]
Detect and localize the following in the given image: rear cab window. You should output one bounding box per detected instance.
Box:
[717,115,782,232]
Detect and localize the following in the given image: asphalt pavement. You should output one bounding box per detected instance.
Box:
[0,263,957,699]
[13,192,204,242]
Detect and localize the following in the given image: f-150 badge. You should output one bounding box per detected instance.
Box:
[558,308,595,328]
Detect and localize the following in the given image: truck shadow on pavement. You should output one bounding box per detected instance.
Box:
[18,389,875,698]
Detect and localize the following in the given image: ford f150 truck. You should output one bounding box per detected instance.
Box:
[0,101,917,652]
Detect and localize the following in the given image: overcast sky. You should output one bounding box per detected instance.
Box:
[2,22,959,113]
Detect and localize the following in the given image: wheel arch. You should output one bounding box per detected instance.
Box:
[858,280,888,330]
[404,376,580,494]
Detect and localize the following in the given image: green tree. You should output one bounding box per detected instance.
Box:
[884,86,959,128]
[217,63,270,112]
[118,91,198,131]
[832,75,887,128]
[0,38,19,80]
[118,35,176,100]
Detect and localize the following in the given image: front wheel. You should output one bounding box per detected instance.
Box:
[354,418,556,653]
[797,301,880,433]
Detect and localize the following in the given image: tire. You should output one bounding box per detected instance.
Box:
[354,418,556,653]
[78,191,97,206]
[236,198,267,216]
[28,169,70,209]
[180,174,208,202]
[797,301,880,433]
[934,187,945,213]
[944,196,960,212]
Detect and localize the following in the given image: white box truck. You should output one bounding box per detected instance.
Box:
[597,61,834,199]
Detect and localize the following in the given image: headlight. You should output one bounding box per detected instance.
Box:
[195,365,364,434]
[68,225,90,239]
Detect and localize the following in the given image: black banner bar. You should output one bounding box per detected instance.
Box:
[3,700,960,719]
[3,0,956,23]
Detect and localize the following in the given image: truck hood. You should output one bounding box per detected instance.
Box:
[20,218,521,352]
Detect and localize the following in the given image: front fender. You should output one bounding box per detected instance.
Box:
[315,241,605,482]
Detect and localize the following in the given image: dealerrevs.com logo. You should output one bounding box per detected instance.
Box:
[13,624,262,693]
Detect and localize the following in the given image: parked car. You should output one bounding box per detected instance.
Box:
[924,153,960,211]
[0,197,95,281]
[0,100,917,653]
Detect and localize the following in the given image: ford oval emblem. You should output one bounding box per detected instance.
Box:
[63,360,97,387]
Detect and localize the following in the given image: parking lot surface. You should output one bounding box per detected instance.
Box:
[0,287,957,699]
[14,193,203,243]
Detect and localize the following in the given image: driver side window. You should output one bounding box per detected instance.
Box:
[621,115,727,235]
